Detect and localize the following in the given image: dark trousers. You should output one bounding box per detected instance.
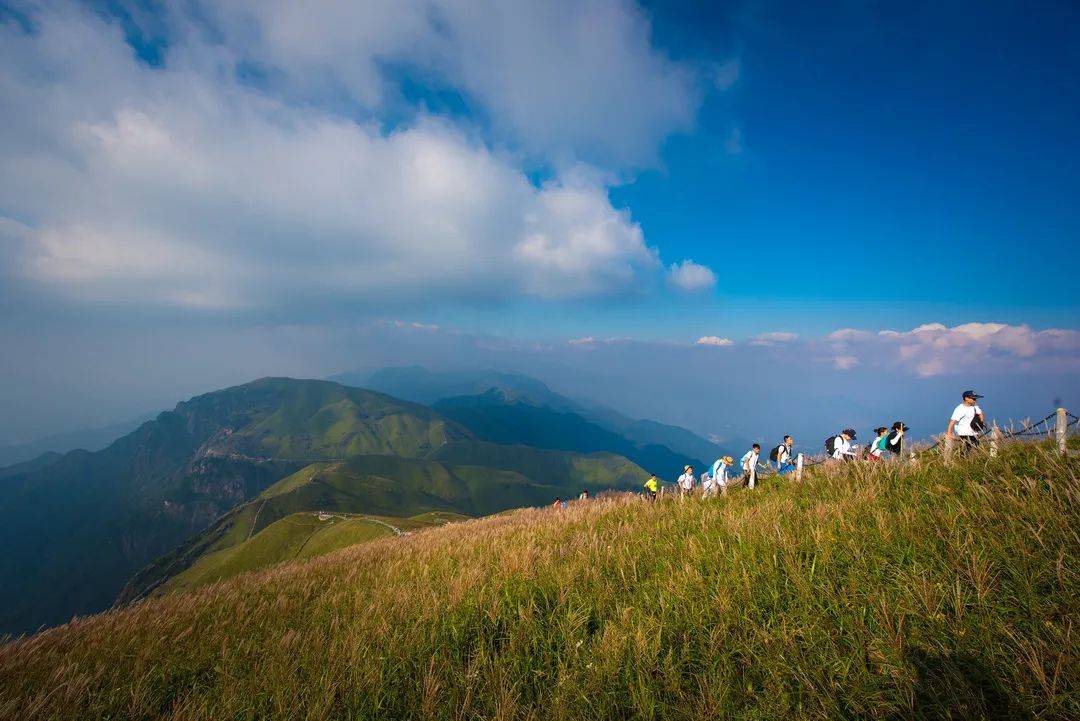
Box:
[957,435,980,454]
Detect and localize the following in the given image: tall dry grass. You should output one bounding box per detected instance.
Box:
[1,442,1077,719]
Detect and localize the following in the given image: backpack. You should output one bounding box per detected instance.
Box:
[824,435,839,453]
[768,444,782,462]
[970,414,986,434]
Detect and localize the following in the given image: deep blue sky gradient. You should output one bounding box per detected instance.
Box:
[595,0,1080,339]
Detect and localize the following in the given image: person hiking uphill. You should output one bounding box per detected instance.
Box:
[947,390,985,454]
[769,435,796,477]
[677,465,695,498]
[708,455,733,496]
[827,429,858,461]
[868,427,889,461]
[643,474,659,501]
[740,444,761,488]
[885,421,908,457]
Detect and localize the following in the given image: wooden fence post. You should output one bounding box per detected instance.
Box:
[990,424,1001,457]
[796,453,804,482]
[943,434,954,465]
[1057,407,1068,454]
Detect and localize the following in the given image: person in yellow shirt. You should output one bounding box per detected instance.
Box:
[643,473,659,501]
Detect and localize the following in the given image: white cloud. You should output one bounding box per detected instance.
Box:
[179,0,701,167]
[393,321,440,332]
[751,331,798,346]
[696,335,733,347]
[826,322,1080,377]
[667,259,717,292]
[0,3,674,309]
[827,328,872,341]
[833,354,859,370]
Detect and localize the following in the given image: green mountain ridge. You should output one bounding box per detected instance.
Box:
[340,366,748,461]
[433,388,704,472]
[0,378,471,636]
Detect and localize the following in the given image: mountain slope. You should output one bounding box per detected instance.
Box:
[0,378,469,636]
[121,445,646,600]
[434,389,697,471]
[348,366,743,461]
[2,445,1073,719]
[165,511,465,596]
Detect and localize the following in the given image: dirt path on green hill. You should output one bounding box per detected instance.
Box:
[247,499,267,541]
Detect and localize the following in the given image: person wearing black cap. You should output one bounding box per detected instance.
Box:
[948,390,985,454]
[885,421,908,457]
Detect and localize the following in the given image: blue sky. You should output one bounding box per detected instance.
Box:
[0,0,1078,442]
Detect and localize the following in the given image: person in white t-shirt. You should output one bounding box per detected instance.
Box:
[830,429,857,461]
[709,456,733,496]
[740,444,761,488]
[947,390,985,454]
[677,465,695,498]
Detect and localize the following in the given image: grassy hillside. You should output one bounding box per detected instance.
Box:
[121,446,647,600]
[0,377,470,635]
[2,444,1076,719]
[166,511,464,595]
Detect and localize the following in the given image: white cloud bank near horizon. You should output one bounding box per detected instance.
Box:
[0,0,716,311]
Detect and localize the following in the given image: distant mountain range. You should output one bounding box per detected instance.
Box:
[334,366,744,464]
[0,377,653,636]
[0,416,151,468]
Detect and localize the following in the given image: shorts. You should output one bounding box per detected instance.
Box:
[777,462,796,474]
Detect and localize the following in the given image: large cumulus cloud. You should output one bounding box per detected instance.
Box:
[0,1,710,312]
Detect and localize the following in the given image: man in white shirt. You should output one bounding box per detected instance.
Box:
[677,465,695,498]
[830,429,857,461]
[740,444,761,488]
[947,390,985,454]
[771,435,796,477]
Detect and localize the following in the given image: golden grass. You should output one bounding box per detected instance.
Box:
[1,443,1077,719]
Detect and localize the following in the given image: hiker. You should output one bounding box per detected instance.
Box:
[868,427,889,461]
[740,444,761,488]
[827,429,858,461]
[677,465,695,497]
[769,435,797,477]
[700,467,715,498]
[947,390,986,454]
[578,489,589,501]
[553,497,563,509]
[712,455,734,495]
[643,474,659,501]
[885,421,908,457]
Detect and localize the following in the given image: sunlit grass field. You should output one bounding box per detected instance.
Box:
[1,443,1076,719]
